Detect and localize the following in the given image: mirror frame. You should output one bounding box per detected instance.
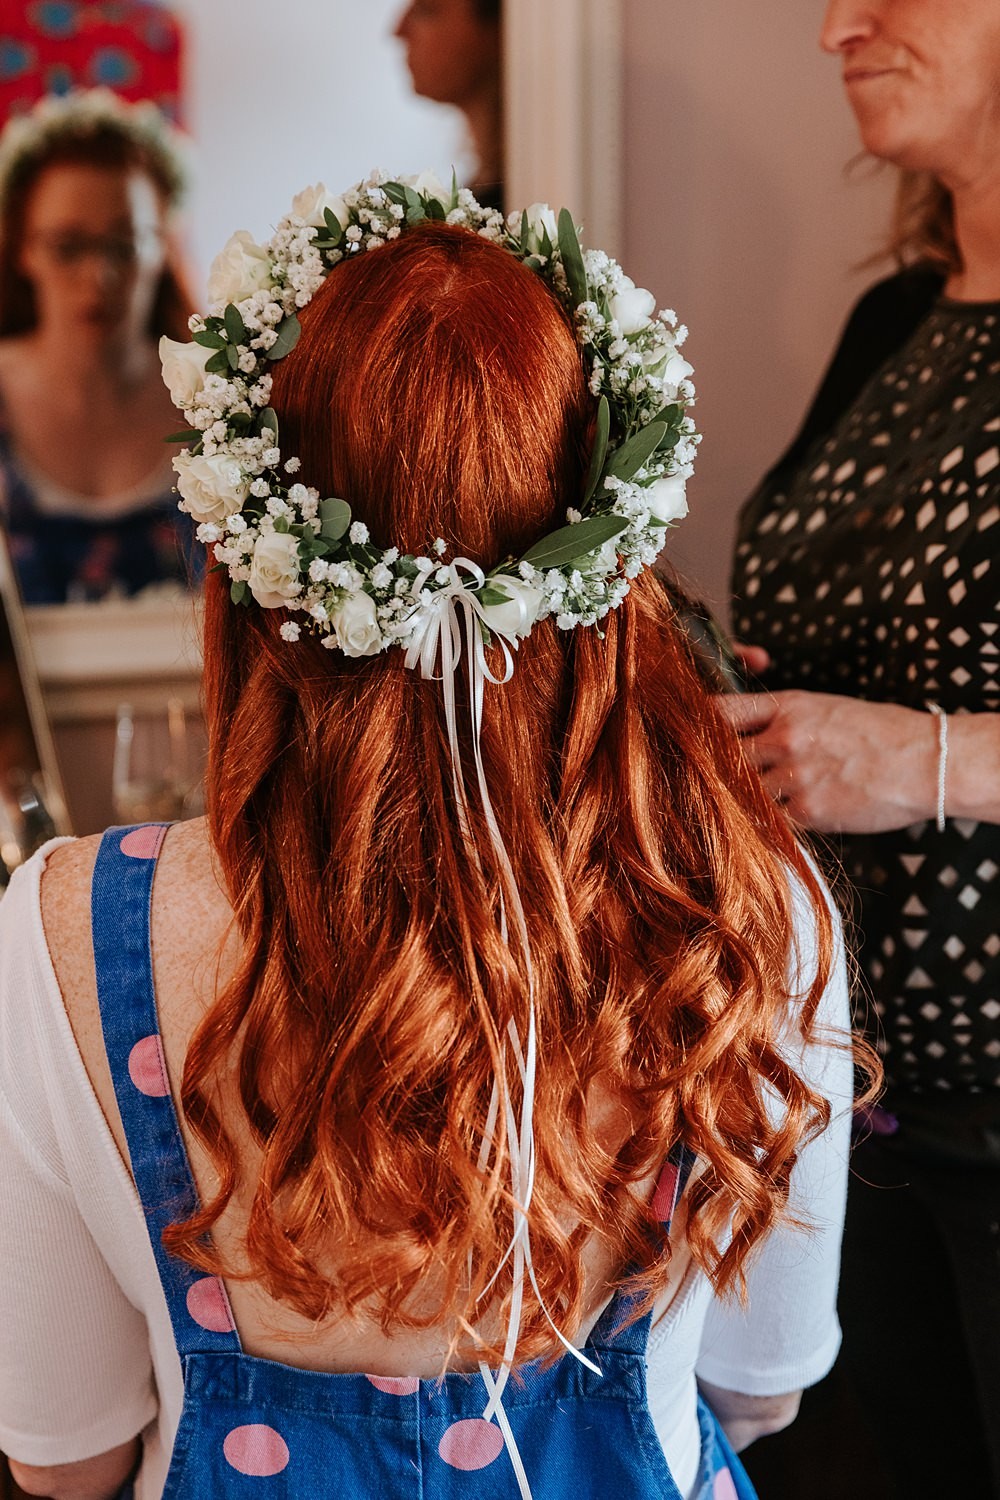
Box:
[505,0,623,258]
[0,531,71,843]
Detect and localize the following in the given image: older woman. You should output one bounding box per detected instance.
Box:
[0,91,197,604]
[0,177,861,1500]
[729,1,1000,1494]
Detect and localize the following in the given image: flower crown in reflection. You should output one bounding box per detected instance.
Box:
[160,171,698,655]
[0,88,187,212]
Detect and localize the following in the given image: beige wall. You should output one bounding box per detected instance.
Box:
[622,0,896,618]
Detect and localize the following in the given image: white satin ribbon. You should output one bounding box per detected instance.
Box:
[403,562,600,1489]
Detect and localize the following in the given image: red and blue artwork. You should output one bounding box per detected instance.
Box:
[0,1,184,128]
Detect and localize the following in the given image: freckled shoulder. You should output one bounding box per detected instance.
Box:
[40,832,105,1021]
[38,818,228,1167]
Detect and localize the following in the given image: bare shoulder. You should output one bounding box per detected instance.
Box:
[39,832,105,1006]
[39,820,230,1166]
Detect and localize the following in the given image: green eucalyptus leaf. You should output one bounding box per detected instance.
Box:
[228,412,252,434]
[604,422,668,483]
[522,516,628,570]
[557,207,588,307]
[582,396,611,506]
[209,561,227,575]
[267,315,302,362]
[204,349,231,376]
[383,182,408,206]
[258,408,279,443]
[224,303,247,346]
[425,196,446,221]
[656,429,680,453]
[652,402,685,430]
[519,209,530,252]
[226,344,240,371]
[165,428,202,445]
[405,205,427,227]
[323,207,344,240]
[319,496,352,541]
[230,580,248,606]
[193,329,227,350]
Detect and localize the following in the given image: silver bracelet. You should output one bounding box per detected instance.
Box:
[927,703,948,832]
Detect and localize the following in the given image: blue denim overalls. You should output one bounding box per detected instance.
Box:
[92,825,757,1500]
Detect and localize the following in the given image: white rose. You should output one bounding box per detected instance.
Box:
[645,473,689,526]
[207,230,274,307]
[290,183,350,229]
[478,575,544,640]
[661,350,695,390]
[523,202,558,252]
[173,453,250,525]
[608,276,656,336]
[159,336,212,409]
[248,532,303,608]
[410,170,449,203]
[331,590,383,657]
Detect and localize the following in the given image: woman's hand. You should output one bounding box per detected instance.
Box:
[720,689,943,833]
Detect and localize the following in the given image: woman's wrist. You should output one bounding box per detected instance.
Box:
[929,712,1000,825]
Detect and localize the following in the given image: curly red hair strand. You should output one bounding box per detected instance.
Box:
[163,225,860,1358]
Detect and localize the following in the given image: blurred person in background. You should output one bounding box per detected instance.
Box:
[394,0,503,211]
[0,89,197,604]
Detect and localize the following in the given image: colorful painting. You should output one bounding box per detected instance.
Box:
[0,1,183,128]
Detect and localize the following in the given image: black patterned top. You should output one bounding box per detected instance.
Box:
[733,275,1000,1093]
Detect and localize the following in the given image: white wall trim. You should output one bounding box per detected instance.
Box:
[504,0,623,258]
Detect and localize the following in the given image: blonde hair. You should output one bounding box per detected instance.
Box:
[884,169,959,274]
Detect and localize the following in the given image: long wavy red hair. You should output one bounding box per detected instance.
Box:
[165,224,849,1358]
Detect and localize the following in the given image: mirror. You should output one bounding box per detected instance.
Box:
[0,530,69,874]
[175,0,622,279]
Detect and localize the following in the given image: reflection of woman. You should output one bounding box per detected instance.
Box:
[729,2,1000,1494]
[0,179,858,1500]
[394,0,503,210]
[0,91,198,604]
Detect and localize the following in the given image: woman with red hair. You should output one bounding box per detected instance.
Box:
[0,179,862,1500]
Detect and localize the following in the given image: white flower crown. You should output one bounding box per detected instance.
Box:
[0,87,187,211]
[161,171,698,656]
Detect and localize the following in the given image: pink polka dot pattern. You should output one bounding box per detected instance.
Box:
[438,1418,504,1471]
[365,1375,420,1396]
[223,1425,290,1477]
[119,825,168,860]
[186,1276,235,1334]
[713,1468,739,1500]
[127,1035,170,1097]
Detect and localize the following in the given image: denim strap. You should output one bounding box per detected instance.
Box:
[91,824,242,1358]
